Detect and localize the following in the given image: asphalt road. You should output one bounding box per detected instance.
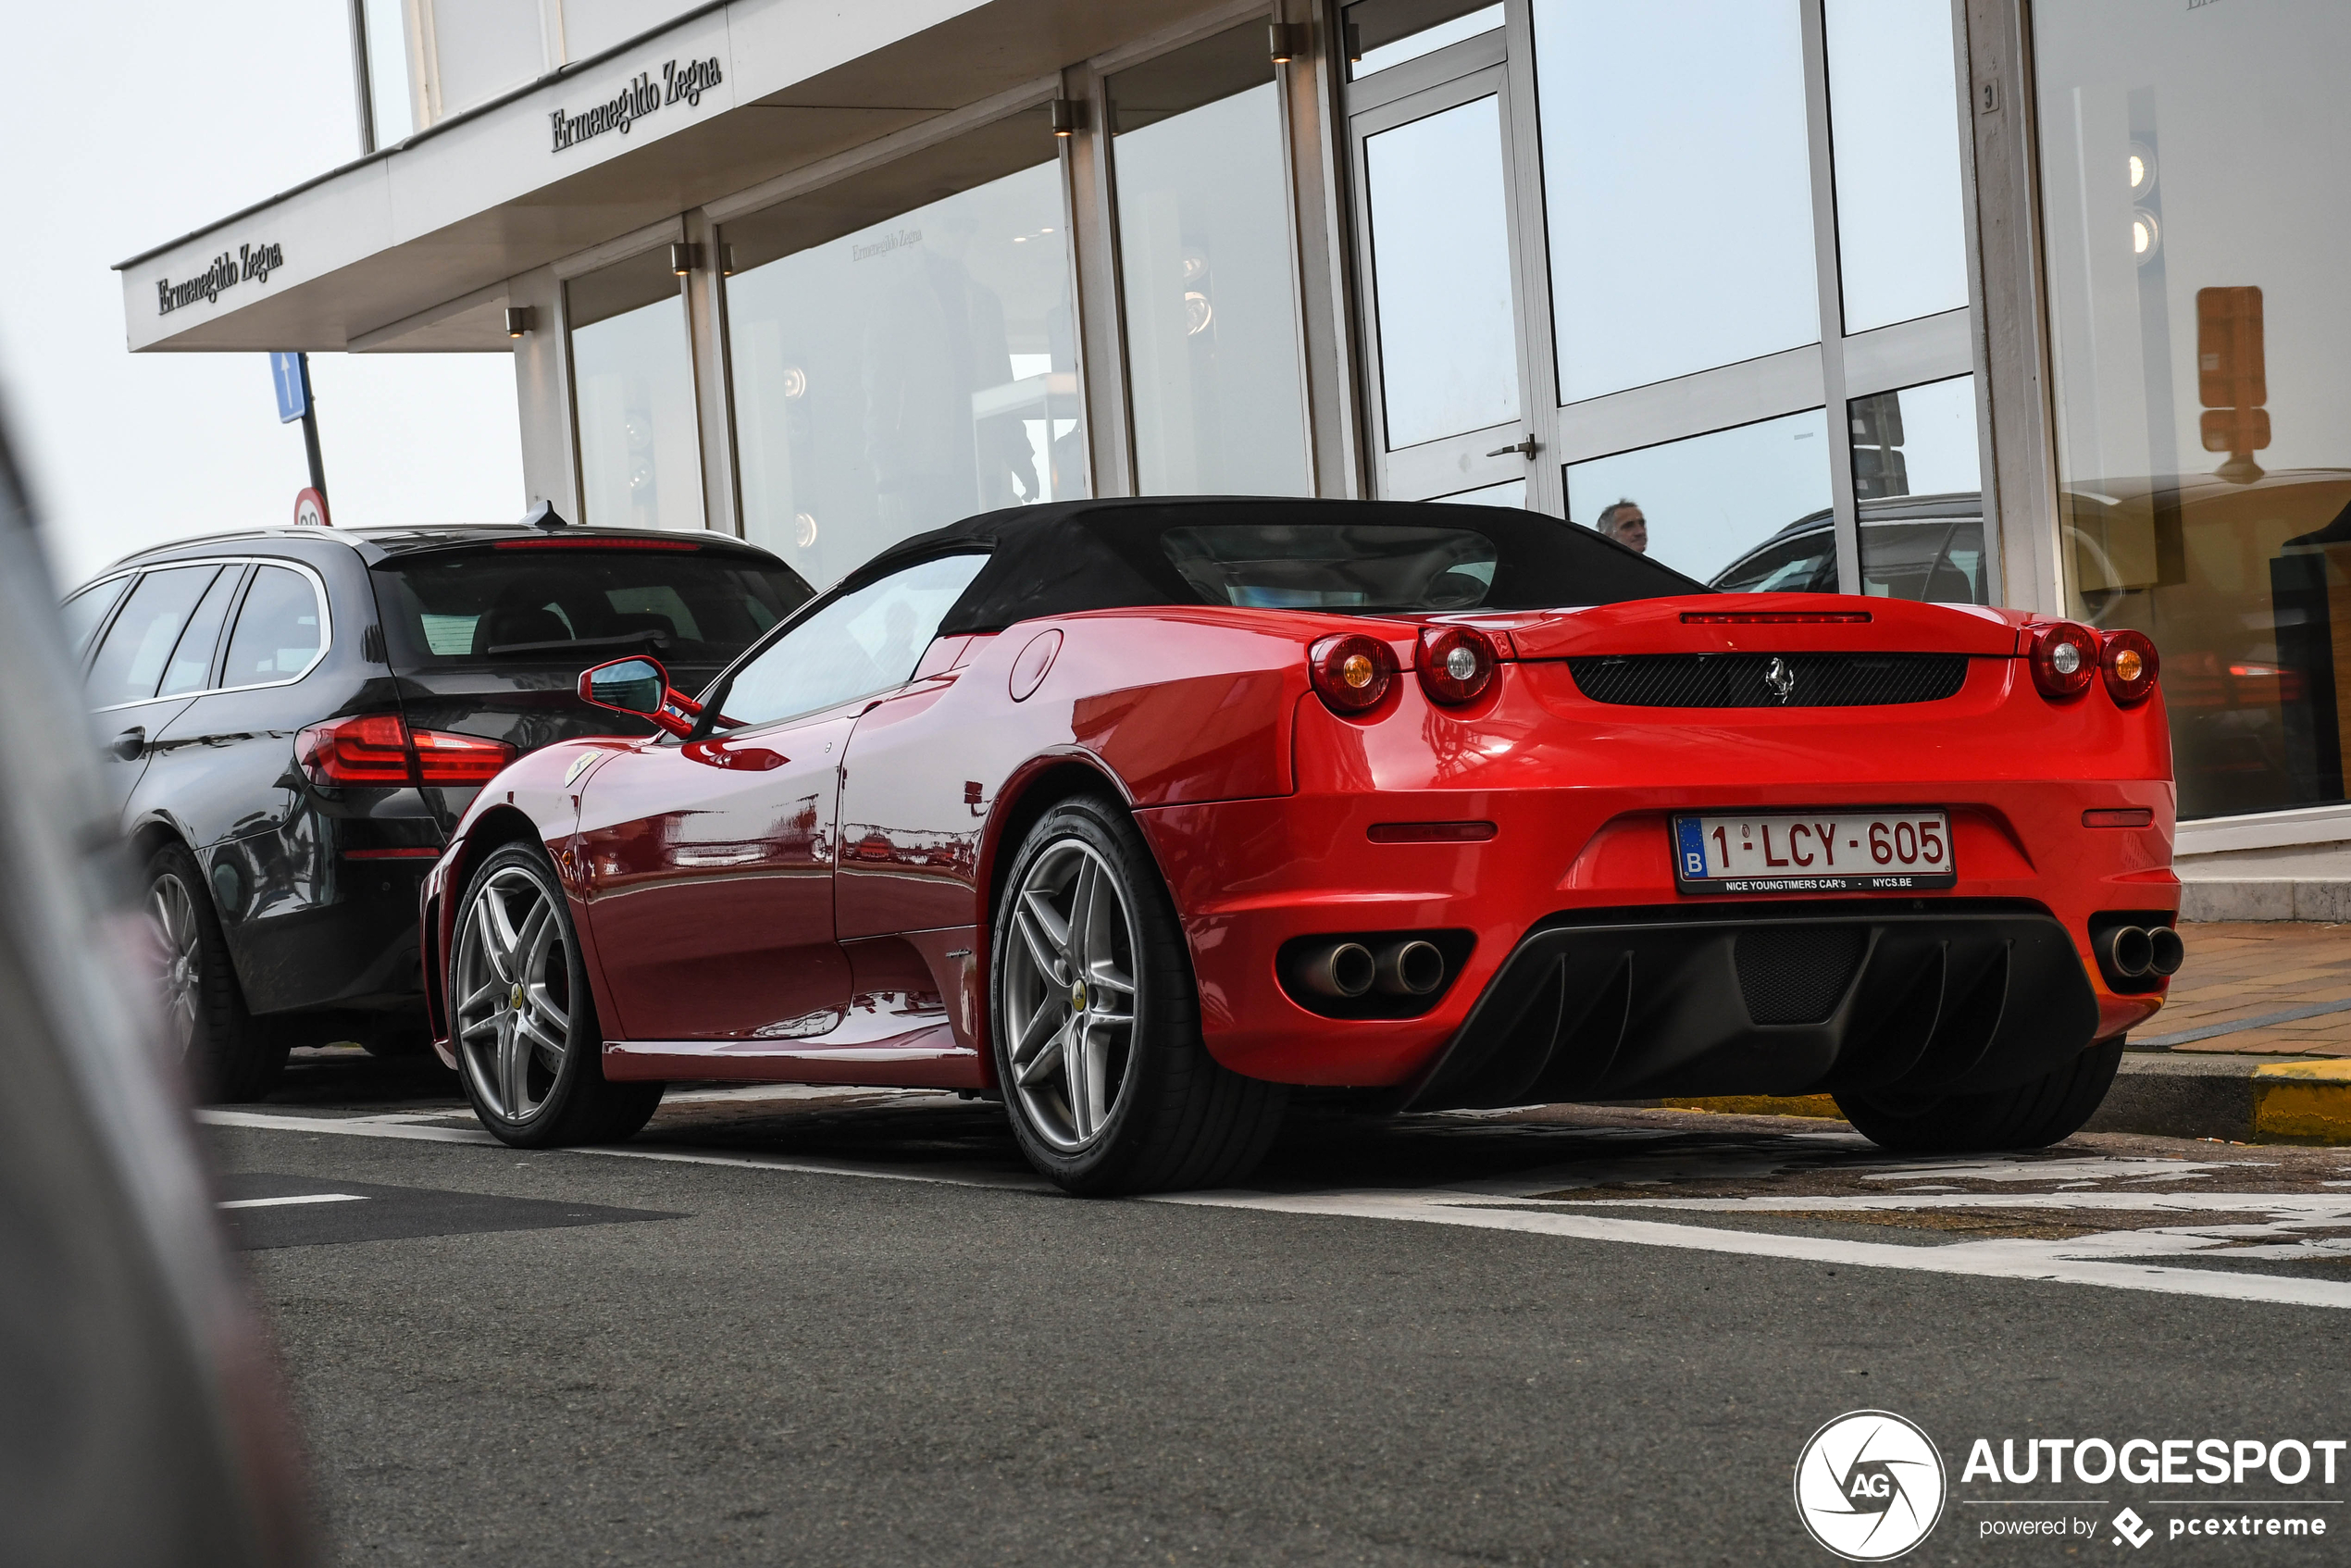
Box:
[205,1049,2351,1566]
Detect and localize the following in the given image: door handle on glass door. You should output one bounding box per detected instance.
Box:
[1486,435,1537,460]
[111,727,145,761]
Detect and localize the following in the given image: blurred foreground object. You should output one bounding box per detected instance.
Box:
[0,404,312,1563]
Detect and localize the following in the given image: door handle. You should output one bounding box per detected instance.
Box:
[110,727,146,762]
[1486,434,1538,460]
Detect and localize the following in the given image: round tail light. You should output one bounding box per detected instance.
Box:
[1308,633,1397,715]
[1417,627,1498,705]
[2029,622,2099,699]
[2100,628,2159,705]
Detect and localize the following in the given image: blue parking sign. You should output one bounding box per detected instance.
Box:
[269,352,309,424]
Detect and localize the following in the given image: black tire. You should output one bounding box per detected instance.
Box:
[1834,1037,2125,1154]
[146,841,287,1103]
[989,795,1284,1195]
[448,843,662,1148]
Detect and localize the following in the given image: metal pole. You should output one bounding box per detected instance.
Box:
[348,0,377,155]
[297,353,329,504]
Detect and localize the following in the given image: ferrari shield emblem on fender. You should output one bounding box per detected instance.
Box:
[1764,656,1796,703]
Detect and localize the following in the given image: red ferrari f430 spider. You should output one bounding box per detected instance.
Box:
[420,499,2178,1192]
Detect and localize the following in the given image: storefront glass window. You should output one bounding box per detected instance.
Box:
[1823,0,1969,334]
[725,136,1081,588]
[2036,1,2351,819]
[569,251,703,532]
[1564,410,1832,586]
[1363,93,1519,449]
[1850,375,1987,604]
[1110,25,1311,497]
[1531,0,1818,402]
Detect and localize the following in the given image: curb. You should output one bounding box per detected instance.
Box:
[2178,877,2351,923]
[1648,1055,2351,1144]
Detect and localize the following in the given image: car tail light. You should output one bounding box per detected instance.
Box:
[1417,626,1499,705]
[412,728,517,783]
[295,715,516,787]
[2028,621,2099,699]
[1308,633,1397,715]
[2100,628,2159,705]
[296,715,414,785]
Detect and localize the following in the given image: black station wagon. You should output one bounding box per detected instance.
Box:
[65,516,812,1101]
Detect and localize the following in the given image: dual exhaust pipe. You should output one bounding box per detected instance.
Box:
[2096,922,2184,986]
[1292,938,1448,1000]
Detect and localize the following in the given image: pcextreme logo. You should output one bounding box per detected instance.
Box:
[1794,1411,1948,1561]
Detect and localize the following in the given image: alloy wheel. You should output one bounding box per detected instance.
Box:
[452,864,573,1123]
[1002,838,1140,1152]
[148,872,201,1054]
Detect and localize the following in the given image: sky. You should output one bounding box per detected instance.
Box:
[0,4,524,591]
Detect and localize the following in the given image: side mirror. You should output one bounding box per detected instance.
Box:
[578,657,667,716]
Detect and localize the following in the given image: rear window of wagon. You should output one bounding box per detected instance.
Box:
[373,547,812,671]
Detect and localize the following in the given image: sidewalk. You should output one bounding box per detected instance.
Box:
[2134,920,2351,1055]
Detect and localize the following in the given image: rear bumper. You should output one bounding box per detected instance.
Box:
[1403,899,2098,1109]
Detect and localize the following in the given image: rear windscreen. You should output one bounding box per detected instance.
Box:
[373,548,812,671]
[1152,515,1704,613]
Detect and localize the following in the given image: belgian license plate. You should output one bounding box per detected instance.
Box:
[1672,810,1956,894]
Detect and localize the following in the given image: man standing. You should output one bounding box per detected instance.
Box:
[1595,498,1648,554]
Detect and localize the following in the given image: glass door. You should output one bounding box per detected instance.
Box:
[1345,3,1549,505]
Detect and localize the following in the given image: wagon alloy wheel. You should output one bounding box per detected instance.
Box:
[448,844,664,1148]
[1003,840,1141,1152]
[148,872,203,1055]
[989,798,1286,1195]
[453,864,574,1122]
[142,840,286,1102]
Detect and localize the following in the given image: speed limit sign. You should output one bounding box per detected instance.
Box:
[293,487,330,527]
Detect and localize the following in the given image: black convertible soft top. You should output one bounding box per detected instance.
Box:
[847,496,1710,636]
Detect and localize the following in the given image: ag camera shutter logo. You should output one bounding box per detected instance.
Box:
[1794,1411,1947,1561]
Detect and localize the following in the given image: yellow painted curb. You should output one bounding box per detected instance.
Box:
[2252,1059,2351,1144]
[1660,1094,1844,1120]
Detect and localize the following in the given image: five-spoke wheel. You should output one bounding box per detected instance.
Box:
[1001,838,1140,1151]
[989,797,1284,1194]
[450,844,662,1146]
[452,861,575,1123]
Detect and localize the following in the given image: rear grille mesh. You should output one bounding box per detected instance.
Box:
[1735,926,1870,1026]
[1566,653,1969,707]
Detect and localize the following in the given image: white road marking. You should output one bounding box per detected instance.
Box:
[218,1192,368,1210]
[199,1108,2351,1308]
[1158,1189,2351,1310]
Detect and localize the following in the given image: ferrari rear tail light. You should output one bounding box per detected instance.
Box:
[2099,628,2159,705]
[296,715,414,785]
[1417,627,1498,705]
[412,728,517,784]
[1308,633,1397,715]
[296,714,516,787]
[2028,621,2099,699]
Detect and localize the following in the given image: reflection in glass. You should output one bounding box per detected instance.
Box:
[571,255,703,533]
[1111,26,1310,496]
[1365,96,1519,450]
[1532,0,1818,401]
[158,566,243,697]
[1346,0,1504,79]
[1824,0,1969,333]
[1849,374,1980,502]
[2036,2,2351,819]
[86,566,216,707]
[1564,409,1832,585]
[726,160,1080,588]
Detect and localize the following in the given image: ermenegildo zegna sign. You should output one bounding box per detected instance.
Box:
[550,56,723,153]
[155,241,285,316]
